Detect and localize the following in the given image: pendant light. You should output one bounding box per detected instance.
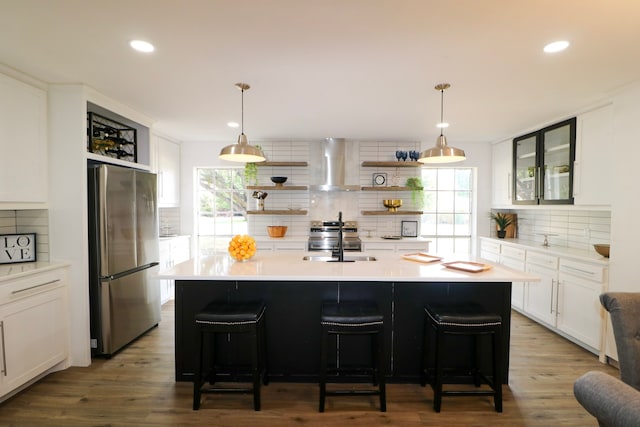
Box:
[219,83,266,163]
[418,83,466,163]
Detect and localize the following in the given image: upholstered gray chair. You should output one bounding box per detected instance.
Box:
[574,292,640,427]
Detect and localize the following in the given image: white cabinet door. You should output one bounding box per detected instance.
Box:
[159,236,191,303]
[574,105,613,206]
[557,260,606,351]
[491,139,513,207]
[0,271,67,397]
[524,262,558,327]
[157,136,181,207]
[479,238,500,262]
[0,73,47,204]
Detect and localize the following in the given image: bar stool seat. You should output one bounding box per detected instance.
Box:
[319,301,386,412]
[421,302,502,413]
[193,301,267,411]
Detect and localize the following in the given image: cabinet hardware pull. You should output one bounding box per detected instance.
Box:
[1,320,6,376]
[555,280,561,315]
[562,265,596,277]
[550,279,555,314]
[11,279,60,295]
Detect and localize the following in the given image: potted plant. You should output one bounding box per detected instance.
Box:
[243,145,263,186]
[490,212,513,238]
[405,177,424,209]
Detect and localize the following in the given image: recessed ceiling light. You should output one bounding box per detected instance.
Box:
[129,40,155,53]
[543,40,569,53]
[227,122,239,128]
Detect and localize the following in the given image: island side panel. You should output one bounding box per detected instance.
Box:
[393,281,512,383]
[174,280,237,382]
[236,280,338,381]
[337,282,393,379]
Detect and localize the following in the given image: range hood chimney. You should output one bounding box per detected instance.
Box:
[310,138,359,191]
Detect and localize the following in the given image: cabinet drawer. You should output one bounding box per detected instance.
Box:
[0,269,65,304]
[526,251,558,270]
[480,240,501,255]
[559,259,605,283]
[501,245,525,262]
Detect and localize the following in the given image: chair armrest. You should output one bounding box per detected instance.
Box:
[574,371,640,427]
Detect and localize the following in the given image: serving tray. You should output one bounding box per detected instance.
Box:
[402,253,443,263]
[442,261,492,273]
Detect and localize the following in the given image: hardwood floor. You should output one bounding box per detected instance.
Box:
[0,301,616,426]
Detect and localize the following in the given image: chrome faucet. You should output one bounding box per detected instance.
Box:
[331,211,345,262]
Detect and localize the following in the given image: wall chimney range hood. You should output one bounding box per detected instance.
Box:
[310,138,359,191]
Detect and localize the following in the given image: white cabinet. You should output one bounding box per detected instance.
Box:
[500,245,526,310]
[557,259,607,351]
[491,139,513,207]
[524,251,559,327]
[159,236,190,303]
[0,267,68,399]
[479,239,500,262]
[0,73,47,205]
[574,104,613,206]
[157,135,181,207]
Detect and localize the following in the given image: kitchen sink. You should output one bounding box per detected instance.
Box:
[302,255,377,262]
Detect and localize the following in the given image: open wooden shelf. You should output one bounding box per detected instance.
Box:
[361,161,422,168]
[246,209,308,215]
[361,186,422,191]
[361,210,423,216]
[256,161,308,167]
[247,185,308,190]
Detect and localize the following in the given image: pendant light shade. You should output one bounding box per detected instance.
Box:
[418,83,466,164]
[219,83,266,163]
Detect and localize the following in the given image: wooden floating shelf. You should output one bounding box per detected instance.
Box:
[361,161,422,168]
[246,210,308,215]
[361,186,423,191]
[246,185,308,190]
[361,210,423,216]
[256,161,308,167]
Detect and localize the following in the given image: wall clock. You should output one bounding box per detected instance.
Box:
[373,173,387,187]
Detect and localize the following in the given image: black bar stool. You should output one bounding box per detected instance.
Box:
[319,301,386,412]
[193,301,267,411]
[421,302,502,412]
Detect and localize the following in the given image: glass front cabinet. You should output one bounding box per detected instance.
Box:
[513,118,576,205]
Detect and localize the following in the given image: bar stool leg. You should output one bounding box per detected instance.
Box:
[319,327,328,412]
[193,329,203,410]
[376,331,387,412]
[250,327,261,411]
[493,330,503,412]
[433,327,444,413]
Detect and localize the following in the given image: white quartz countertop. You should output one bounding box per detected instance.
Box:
[158,251,538,283]
[480,237,609,265]
[0,261,70,283]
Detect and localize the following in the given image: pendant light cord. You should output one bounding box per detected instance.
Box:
[440,87,444,137]
[240,86,245,135]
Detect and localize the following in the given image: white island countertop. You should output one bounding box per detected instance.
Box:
[158,251,539,283]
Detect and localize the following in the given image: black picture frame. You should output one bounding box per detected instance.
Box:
[0,233,37,264]
[401,221,418,237]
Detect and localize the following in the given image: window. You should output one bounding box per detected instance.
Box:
[420,168,474,254]
[196,168,247,246]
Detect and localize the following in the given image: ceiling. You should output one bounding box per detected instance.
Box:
[2,0,640,145]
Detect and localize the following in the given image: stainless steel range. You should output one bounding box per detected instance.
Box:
[308,220,362,252]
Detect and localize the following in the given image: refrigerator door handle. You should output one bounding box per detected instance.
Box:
[104,262,159,281]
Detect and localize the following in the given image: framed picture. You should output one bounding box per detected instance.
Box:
[372,172,387,187]
[0,233,37,264]
[401,221,418,237]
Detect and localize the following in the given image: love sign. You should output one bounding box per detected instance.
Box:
[0,233,37,264]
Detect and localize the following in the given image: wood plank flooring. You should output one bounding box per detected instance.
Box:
[0,301,617,426]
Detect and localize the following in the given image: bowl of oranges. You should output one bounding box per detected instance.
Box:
[228,234,257,261]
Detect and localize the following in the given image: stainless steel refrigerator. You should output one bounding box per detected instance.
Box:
[87,163,160,357]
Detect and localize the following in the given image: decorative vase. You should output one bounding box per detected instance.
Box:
[497,230,507,239]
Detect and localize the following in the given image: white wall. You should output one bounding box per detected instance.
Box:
[179,138,492,254]
[609,82,640,292]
